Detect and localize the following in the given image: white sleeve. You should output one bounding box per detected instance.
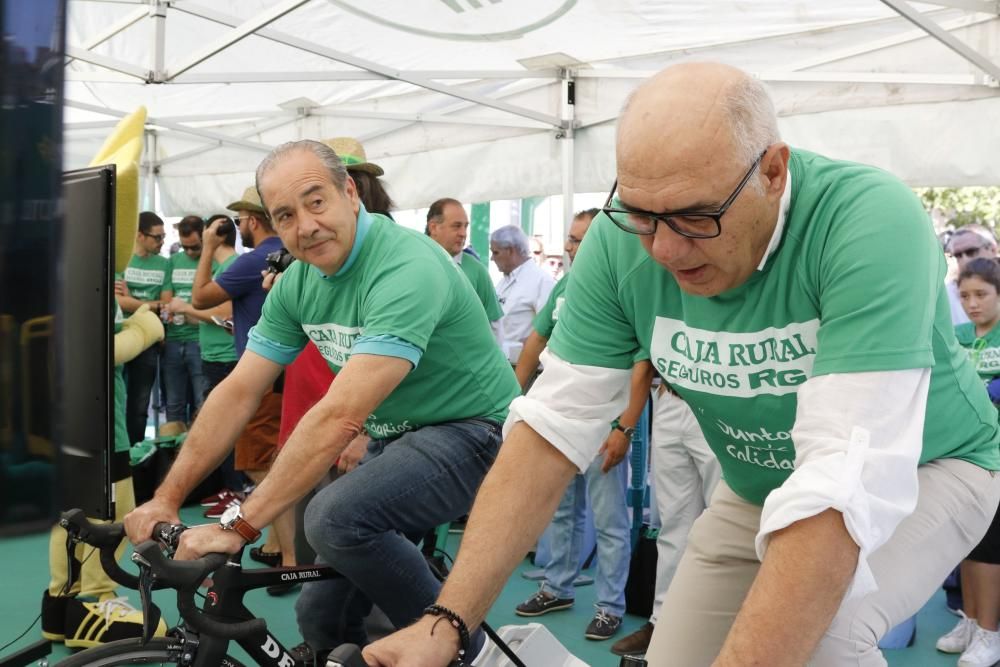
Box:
[504,348,632,472]
[756,368,930,600]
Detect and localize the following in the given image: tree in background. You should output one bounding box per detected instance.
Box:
[917,187,1000,233]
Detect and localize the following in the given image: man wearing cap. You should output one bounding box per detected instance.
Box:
[323,137,395,217]
[426,198,504,337]
[188,188,298,578]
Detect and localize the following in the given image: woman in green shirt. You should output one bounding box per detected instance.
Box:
[938,256,1000,666]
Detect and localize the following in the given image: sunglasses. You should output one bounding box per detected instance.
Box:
[952,246,988,260]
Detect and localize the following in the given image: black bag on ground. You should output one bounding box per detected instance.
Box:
[624,526,658,618]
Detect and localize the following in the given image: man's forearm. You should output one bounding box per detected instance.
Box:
[191,251,222,307]
[618,360,654,427]
[182,302,231,325]
[194,250,215,291]
[118,295,155,313]
[514,332,547,390]
[436,423,577,625]
[714,509,859,667]
[153,377,264,507]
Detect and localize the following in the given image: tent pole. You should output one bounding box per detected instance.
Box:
[880,0,1000,83]
[144,129,157,211]
[150,0,166,82]
[559,69,576,256]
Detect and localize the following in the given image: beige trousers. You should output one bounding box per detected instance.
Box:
[48,478,136,599]
[646,458,1000,666]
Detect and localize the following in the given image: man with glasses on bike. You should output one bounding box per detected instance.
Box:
[365,62,1000,667]
[125,140,519,664]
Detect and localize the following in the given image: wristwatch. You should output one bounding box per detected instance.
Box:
[615,424,637,439]
[219,505,262,544]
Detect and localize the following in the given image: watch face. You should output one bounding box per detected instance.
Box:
[220,505,240,525]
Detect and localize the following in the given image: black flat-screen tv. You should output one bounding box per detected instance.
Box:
[0,0,68,535]
[57,165,116,521]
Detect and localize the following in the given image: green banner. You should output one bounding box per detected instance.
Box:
[471,202,490,265]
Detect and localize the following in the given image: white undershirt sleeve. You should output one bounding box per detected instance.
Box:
[504,348,632,471]
[756,368,930,600]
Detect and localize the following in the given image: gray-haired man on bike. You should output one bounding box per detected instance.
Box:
[125,139,519,662]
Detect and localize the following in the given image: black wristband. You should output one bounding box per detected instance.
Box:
[424,604,471,660]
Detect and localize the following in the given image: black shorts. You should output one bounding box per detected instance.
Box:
[968,493,1000,565]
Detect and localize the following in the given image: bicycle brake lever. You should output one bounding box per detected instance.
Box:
[136,556,163,645]
[62,528,76,596]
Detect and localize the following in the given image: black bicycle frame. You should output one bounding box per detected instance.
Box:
[184,561,341,667]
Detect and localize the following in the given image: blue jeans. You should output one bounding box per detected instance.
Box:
[295,419,501,650]
[124,344,160,446]
[162,340,207,423]
[541,456,631,617]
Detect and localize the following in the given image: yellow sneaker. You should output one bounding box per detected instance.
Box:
[64,596,167,649]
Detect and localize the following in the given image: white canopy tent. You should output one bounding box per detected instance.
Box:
[63,0,1000,221]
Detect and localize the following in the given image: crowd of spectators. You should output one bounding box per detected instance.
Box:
[45,61,1000,667]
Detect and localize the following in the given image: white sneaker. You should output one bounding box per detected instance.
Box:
[939,613,977,653]
[959,626,1000,667]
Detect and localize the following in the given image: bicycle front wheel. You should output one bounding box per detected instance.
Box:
[57,637,246,667]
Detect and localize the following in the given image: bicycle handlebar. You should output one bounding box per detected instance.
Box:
[325,643,367,667]
[60,509,146,590]
[132,541,267,640]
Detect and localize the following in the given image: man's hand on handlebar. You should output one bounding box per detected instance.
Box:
[174,524,246,561]
[362,616,461,667]
[124,498,181,544]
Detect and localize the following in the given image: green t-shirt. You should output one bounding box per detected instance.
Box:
[457,252,504,322]
[955,322,1000,384]
[533,275,570,339]
[199,254,239,363]
[166,251,210,342]
[123,253,170,313]
[113,301,129,452]
[551,148,1000,506]
[253,211,520,438]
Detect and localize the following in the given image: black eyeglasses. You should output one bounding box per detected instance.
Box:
[601,149,768,239]
[142,232,166,242]
[952,246,988,260]
[181,243,202,252]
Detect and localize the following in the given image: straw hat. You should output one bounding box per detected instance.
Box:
[322,137,384,176]
[226,186,266,215]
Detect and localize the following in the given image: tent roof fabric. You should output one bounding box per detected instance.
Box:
[64,0,1000,214]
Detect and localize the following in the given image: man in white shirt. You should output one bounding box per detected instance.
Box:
[491,225,554,364]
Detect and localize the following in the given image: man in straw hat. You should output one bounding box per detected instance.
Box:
[125,139,519,663]
[364,62,1000,667]
[323,137,394,217]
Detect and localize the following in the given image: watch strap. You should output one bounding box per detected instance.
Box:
[222,512,262,543]
[615,424,636,438]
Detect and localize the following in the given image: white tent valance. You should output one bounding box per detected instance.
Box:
[63,0,1000,216]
